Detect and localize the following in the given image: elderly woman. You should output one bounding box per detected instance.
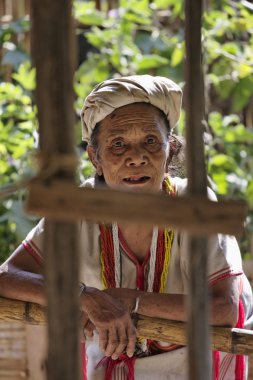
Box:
[0,75,252,380]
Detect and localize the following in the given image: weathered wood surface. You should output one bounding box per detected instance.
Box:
[0,322,27,379]
[185,0,211,378]
[1,298,253,355]
[30,1,80,380]
[0,297,47,324]
[26,179,247,236]
[138,316,253,355]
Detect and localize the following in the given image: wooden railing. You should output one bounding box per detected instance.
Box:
[1,296,253,355]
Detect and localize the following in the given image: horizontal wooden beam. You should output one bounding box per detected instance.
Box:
[25,179,247,236]
[137,315,253,356]
[1,297,253,355]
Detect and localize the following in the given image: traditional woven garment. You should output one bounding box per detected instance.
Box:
[22,176,253,380]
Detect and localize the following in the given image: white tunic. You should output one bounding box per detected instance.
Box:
[23,177,253,380]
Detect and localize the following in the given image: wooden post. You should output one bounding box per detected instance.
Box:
[0,0,5,18]
[30,2,80,380]
[95,0,101,11]
[185,0,211,379]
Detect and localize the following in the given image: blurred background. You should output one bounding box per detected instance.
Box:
[0,0,253,279]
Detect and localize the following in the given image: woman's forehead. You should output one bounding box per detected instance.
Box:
[109,102,161,118]
[100,103,168,134]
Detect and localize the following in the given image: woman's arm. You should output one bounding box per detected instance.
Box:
[0,245,137,359]
[0,244,46,305]
[105,275,240,327]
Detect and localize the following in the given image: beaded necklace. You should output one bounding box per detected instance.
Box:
[100,176,176,293]
[98,176,176,379]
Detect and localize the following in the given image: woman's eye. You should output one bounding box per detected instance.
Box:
[113,140,125,148]
[146,137,157,145]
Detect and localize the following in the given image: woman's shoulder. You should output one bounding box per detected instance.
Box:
[170,177,188,196]
[170,176,217,201]
[79,177,95,188]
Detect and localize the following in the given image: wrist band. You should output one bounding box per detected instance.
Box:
[79,282,86,297]
[132,296,141,314]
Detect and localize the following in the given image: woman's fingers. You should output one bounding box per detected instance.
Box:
[98,320,137,359]
[110,326,128,360]
[80,311,89,342]
[98,328,108,353]
[126,321,137,358]
[84,320,95,338]
[80,311,95,340]
[104,326,119,357]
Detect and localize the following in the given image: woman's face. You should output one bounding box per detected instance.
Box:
[87,103,170,192]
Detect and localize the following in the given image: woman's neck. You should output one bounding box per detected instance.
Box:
[118,223,154,262]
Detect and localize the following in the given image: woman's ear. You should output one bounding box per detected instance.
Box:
[87,145,103,176]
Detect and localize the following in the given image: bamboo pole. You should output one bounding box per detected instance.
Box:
[1,297,253,355]
[26,178,247,237]
[185,0,211,379]
[30,1,80,380]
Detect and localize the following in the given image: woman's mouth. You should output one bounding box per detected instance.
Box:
[123,175,151,184]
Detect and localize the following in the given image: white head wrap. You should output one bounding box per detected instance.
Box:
[81,75,182,142]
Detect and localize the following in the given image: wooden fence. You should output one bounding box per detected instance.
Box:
[0,1,253,380]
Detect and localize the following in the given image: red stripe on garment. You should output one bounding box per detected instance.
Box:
[208,271,243,287]
[215,299,245,380]
[212,351,220,380]
[235,299,245,380]
[81,342,87,380]
[208,267,231,280]
[22,240,44,266]
[99,224,116,288]
[219,354,234,380]
[118,228,151,291]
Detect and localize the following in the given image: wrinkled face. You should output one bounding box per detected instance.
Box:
[87,103,170,192]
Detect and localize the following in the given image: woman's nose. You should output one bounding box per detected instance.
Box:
[125,146,148,167]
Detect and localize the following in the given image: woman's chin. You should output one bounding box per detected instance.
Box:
[118,179,159,192]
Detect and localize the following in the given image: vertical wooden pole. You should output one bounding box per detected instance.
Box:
[0,0,5,18]
[95,0,101,11]
[185,0,211,379]
[30,1,80,380]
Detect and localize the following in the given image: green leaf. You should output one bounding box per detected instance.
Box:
[134,54,169,70]
[170,44,184,67]
[246,180,253,207]
[232,77,253,111]
[209,154,237,171]
[224,125,253,143]
[211,172,228,195]
[74,1,105,26]
[215,79,235,100]
[151,0,174,9]
[12,62,36,91]
[208,112,223,136]
[123,11,151,25]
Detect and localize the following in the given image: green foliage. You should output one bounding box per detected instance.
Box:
[74,0,175,109]
[0,17,30,74]
[0,62,37,261]
[204,1,253,112]
[206,111,253,255]
[1,0,253,261]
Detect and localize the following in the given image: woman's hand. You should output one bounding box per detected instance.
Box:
[80,310,96,342]
[80,287,137,360]
[103,287,137,313]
